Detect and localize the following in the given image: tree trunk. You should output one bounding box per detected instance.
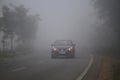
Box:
[10,33,14,52]
[2,39,5,53]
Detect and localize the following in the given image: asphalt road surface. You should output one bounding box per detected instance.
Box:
[0,49,91,80]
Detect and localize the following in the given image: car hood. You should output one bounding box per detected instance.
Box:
[53,45,72,48]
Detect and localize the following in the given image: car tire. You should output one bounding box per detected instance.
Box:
[51,54,56,58]
[70,54,75,58]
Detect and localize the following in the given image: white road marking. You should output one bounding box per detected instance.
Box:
[76,54,94,80]
[12,67,27,72]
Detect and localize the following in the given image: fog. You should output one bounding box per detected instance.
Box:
[0,0,116,51]
[0,1,119,80]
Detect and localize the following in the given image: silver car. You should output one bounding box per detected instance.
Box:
[51,40,75,58]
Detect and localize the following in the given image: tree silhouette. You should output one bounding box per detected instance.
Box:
[94,0,120,48]
[0,4,40,52]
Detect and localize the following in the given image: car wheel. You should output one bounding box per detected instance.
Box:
[51,54,56,58]
[70,54,75,58]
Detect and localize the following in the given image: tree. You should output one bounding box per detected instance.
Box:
[13,5,40,46]
[0,4,40,52]
[2,5,16,52]
[94,0,120,48]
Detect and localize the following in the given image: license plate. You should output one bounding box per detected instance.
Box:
[60,50,66,54]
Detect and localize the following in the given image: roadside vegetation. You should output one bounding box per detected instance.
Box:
[0,4,40,58]
[98,55,120,80]
[113,62,120,80]
[93,0,120,80]
[0,51,16,58]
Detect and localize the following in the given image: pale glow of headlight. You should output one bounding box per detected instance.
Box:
[68,47,73,51]
[53,47,57,51]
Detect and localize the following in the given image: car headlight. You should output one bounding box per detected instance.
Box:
[53,47,57,51]
[68,47,73,51]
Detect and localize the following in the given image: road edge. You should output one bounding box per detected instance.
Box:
[76,54,94,80]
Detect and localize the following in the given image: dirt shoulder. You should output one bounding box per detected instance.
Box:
[98,55,120,80]
[82,53,120,80]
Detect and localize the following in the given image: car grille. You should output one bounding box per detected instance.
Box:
[59,48,66,51]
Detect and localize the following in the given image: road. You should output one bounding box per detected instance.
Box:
[0,49,92,80]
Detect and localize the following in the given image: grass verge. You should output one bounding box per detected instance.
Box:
[114,63,120,80]
[0,52,16,58]
[98,55,120,80]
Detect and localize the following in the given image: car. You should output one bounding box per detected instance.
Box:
[51,40,75,58]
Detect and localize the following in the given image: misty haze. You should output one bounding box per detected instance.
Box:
[0,0,120,80]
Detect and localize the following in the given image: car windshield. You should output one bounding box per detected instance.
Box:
[54,40,72,45]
